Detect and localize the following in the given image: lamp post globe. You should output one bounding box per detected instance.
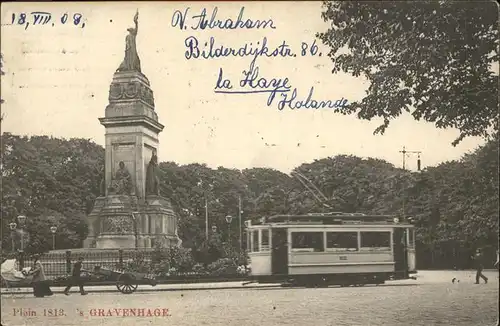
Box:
[17,215,27,225]
[225,215,233,245]
[50,226,57,250]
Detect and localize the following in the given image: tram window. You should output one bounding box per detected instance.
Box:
[261,229,270,251]
[326,232,358,251]
[360,231,391,250]
[252,230,259,252]
[291,232,324,252]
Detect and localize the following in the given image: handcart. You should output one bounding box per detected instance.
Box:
[91,265,157,294]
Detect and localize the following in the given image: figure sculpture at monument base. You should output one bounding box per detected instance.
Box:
[145,149,160,196]
[108,161,133,195]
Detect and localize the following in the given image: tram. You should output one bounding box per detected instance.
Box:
[246,212,417,287]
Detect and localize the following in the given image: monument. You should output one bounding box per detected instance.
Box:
[83,11,181,249]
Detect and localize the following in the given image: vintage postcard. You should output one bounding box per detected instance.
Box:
[1,1,498,326]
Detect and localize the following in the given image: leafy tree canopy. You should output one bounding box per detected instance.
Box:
[1,133,103,252]
[317,1,499,145]
[1,132,497,268]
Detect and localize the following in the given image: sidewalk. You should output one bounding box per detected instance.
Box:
[411,269,499,283]
[1,281,277,295]
[2,270,497,295]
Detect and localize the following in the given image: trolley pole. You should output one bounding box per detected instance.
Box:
[399,146,422,219]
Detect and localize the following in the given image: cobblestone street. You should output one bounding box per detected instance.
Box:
[1,271,498,326]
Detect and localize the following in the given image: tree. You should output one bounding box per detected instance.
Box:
[291,156,406,214]
[317,1,499,145]
[2,132,496,268]
[1,134,103,252]
[405,136,499,268]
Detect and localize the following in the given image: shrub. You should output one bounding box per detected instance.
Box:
[151,244,196,276]
[123,251,153,274]
[207,258,238,276]
[237,265,251,275]
[192,263,207,275]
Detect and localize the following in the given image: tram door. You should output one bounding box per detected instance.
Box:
[271,229,288,275]
[393,228,408,278]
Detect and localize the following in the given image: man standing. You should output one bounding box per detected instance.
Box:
[473,249,488,284]
[63,257,87,295]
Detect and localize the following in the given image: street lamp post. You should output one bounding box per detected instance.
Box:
[225,215,233,247]
[238,195,242,254]
[9,222,17,252]
[205,195,209,241]
[50,226,57,250]
[17,215,27,252]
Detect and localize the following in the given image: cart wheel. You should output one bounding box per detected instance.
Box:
[116,274,138,294]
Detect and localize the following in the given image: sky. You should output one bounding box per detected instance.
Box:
[0,2,487,173]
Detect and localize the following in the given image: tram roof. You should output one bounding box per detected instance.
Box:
[251,212,410,225]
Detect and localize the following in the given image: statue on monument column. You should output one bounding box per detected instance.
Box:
[116,11,141,73]
[109,161,133,195]
[145,149,160,196]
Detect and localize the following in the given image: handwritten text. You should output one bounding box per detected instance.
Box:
[215,61,291,95]
[172,7,276,31]
[171,6,349,111]
[270,87,349,111]
[184,36,294,67]
[10,12,86,30]
[214,62,348,110]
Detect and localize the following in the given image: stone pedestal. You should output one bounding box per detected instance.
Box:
[83,69,181,249]
[96,235,136,249]
[84,194,181,249]
[140,195,182,248]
